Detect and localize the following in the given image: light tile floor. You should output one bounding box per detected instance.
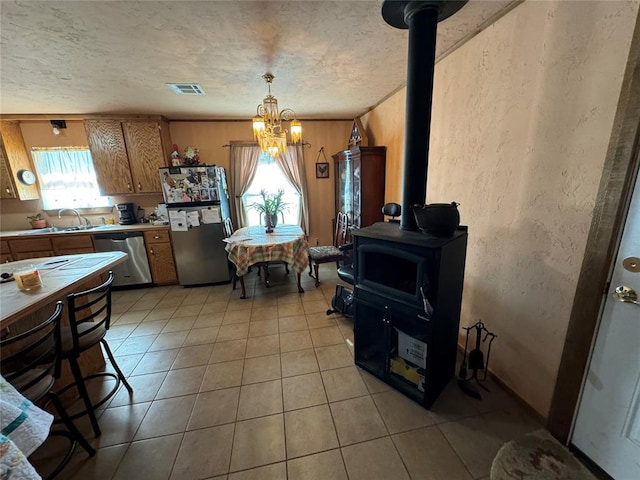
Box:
[32,266,541,480]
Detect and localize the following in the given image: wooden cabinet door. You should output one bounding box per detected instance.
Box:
[0,146,17,199]
[51,234,94,255]
[8,238,53,254]
[1,240,12,263]
[84,120,134,195]
[122,121,165,193]
[359,147,386,228]
[0,121,39,200]
[146,241,177,284]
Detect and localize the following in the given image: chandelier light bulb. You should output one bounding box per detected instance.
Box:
[290,120,302,144]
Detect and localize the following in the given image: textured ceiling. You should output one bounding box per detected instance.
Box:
[0,0,517,120]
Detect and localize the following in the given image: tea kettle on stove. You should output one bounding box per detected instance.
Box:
[411,202,460,236]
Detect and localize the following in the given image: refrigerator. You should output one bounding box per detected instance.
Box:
[159,165,231,286]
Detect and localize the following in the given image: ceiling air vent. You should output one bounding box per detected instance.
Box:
[166,83,206,95]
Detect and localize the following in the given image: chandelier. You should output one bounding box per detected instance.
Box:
[252,73,302,158]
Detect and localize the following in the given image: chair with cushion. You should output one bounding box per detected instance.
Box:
[0,301,96,479]
[59,272,133,437]
[382,202,402,223]
[308,212,349,287]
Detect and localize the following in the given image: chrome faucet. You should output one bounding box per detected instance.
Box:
[58,208,88,227]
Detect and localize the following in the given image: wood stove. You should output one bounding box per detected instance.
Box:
[352,0,469,408]
[353,223,467,407]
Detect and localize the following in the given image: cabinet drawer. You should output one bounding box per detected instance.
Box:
[14,251,55,260]
[1,253,13,263]
[1,240,10,254]
[51,235,94,251]
[9,238,53,253]
[56,248,95,256]
[144,230,170,244]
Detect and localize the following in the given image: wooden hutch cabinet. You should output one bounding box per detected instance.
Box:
[333,146,386,228]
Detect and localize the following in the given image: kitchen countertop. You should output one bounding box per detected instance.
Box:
[0,223,170,239]
[0,252,128,327]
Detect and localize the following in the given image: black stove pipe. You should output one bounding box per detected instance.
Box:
[382,1,467,230]
[400,4,439,230]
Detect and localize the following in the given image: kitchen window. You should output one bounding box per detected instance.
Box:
[31,147,112,211]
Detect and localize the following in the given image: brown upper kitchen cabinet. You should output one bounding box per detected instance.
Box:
[0,120,40,200]
[84,118,172,195]
[333,146,386,229]
[0,145,17,199]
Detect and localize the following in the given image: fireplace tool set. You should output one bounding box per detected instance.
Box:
[458,320,497,399]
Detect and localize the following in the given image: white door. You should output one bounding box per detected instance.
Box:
[572,164,640,479]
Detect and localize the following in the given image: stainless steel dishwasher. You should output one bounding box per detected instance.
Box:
[93,232,153,287]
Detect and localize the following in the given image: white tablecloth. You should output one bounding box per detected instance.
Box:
[0,376,53,479]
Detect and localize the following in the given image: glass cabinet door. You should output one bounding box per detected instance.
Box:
[351,153,361,228]
[337,152,352,219]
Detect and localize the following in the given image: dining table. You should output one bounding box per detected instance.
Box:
[225,224,309,298]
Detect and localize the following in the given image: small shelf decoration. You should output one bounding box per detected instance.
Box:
[348,118,368,148]
[182,146,200,166]
[170,144,182,166]
[315,147,330,179]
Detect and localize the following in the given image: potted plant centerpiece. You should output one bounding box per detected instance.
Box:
[27,213,47,229]
[250,189,289,233]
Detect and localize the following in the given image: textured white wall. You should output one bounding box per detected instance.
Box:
[364,0,639,416]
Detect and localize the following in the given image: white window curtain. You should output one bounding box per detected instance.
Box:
[31,147,111,210]
[229,143,260,228]
[274,145,310,235]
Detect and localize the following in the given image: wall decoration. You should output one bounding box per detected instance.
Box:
[348,118,368,148]
[315,147,330,178]
[316,162,329,178]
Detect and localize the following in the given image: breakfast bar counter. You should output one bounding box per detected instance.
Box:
[0,251,127,328]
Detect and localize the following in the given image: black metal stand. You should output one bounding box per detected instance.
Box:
[458,320,497,399]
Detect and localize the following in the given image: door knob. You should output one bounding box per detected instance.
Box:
[613,285,640,305]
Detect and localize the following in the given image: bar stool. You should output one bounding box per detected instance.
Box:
[58,271,133,437]
[0,301,96,480]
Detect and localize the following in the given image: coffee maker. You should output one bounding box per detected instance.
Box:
[116,203,137,225]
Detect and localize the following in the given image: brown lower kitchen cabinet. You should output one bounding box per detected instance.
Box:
[1,240,13,263]
[8,237,55,260]
[50,234,94,255]
[144,229,178,285]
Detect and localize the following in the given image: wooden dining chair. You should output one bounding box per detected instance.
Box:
[308,212,349,287]
[223,217,234,238]
[0,301,96,479]
[223,217,245,294]
[59,271,133,437]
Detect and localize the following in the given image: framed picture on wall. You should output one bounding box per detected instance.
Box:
[316,162,330,178]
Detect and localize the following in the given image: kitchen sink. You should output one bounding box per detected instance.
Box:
[19,224,118,235]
